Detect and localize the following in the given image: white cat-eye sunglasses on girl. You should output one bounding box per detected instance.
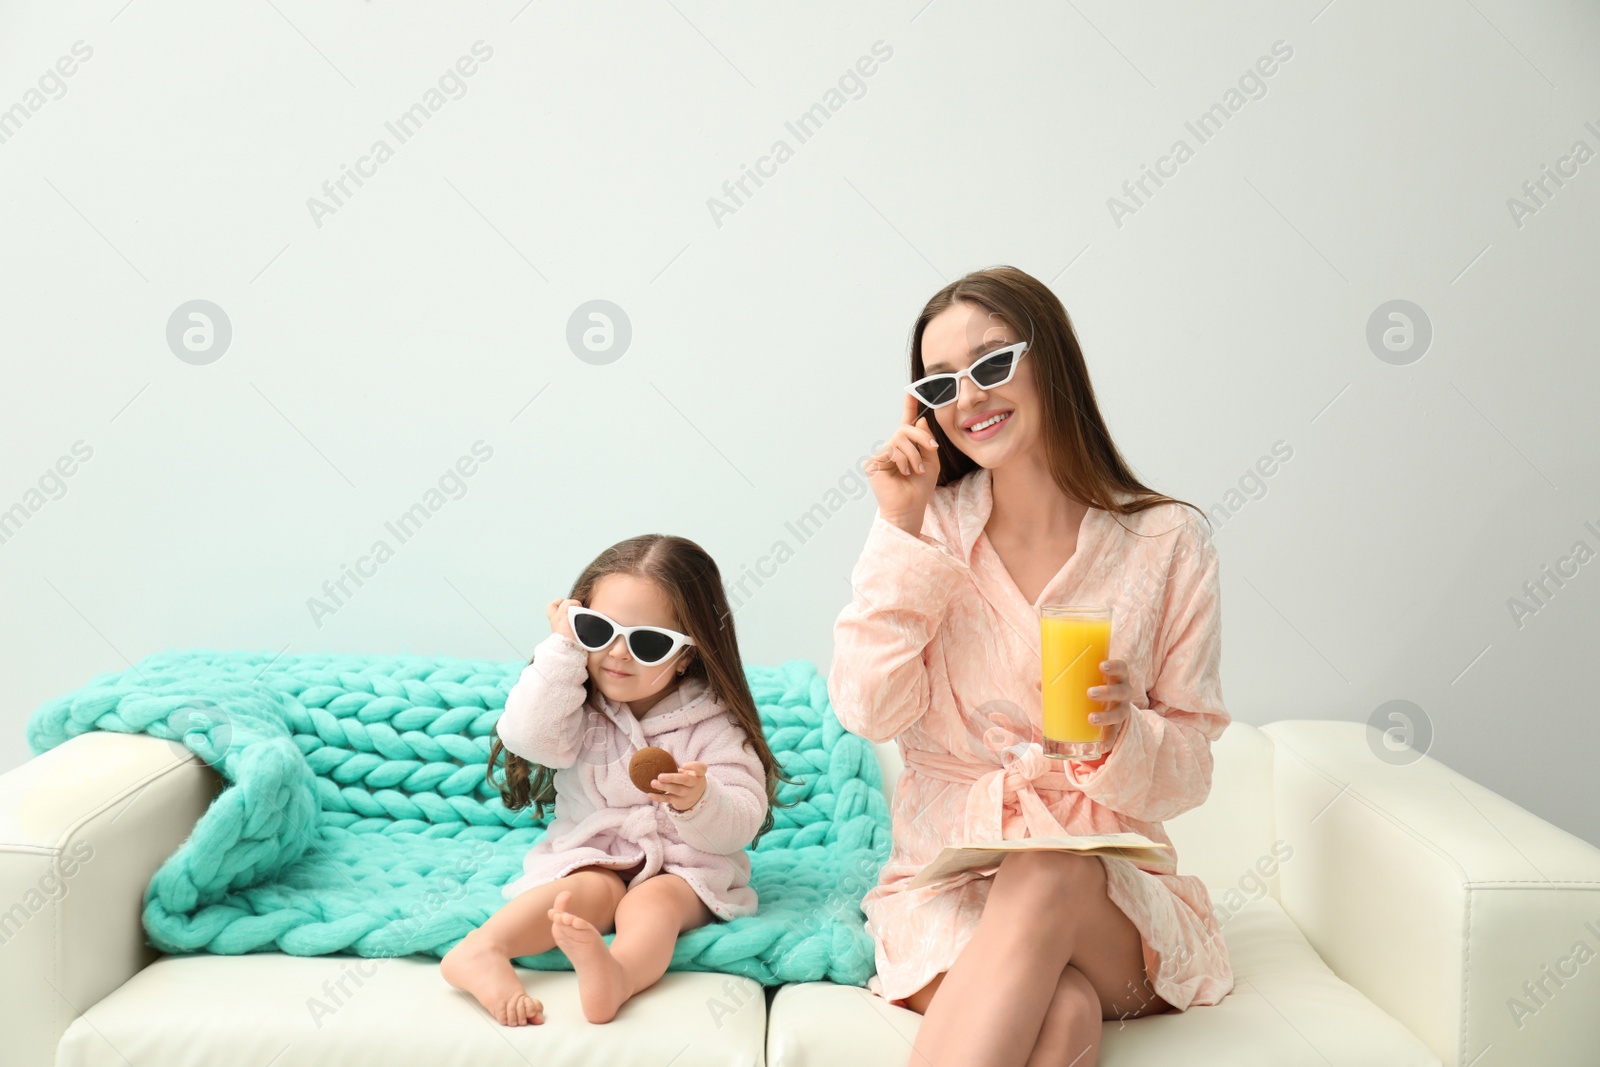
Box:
[566,605,695,666]
[906,341,1030,409]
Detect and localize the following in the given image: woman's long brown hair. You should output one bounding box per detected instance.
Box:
[911,264,1207,533]
[485,534,799,846]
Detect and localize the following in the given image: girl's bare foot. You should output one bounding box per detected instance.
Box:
[441,931,546,1026]
[549,889,630,1023]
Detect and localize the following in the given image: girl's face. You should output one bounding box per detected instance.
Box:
[583,572,695,713]
[920,301,1041,468]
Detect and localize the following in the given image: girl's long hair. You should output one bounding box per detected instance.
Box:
[485,534,798,846]
[911,265,1206,532]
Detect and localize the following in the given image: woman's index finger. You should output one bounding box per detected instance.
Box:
[902,392,938,449]
[902,389,923,426]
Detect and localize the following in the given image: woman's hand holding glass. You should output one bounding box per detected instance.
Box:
[1085,658,1133,744]
[1034,657,1134,754]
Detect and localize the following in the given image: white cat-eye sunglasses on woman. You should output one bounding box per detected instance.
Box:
[906,341,1030,409]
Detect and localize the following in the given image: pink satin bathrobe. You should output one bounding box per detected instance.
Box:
[495,630,769,921]
[828,466,1234,1010]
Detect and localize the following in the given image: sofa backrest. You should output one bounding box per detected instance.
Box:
[1165,722,1280,899]
[871,721,1280,902]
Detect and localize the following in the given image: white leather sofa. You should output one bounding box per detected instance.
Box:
[4,720,1598,1066]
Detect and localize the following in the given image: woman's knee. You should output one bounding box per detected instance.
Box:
[989,851,1105,910]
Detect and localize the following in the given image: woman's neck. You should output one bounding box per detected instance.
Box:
[989,452,1084,539]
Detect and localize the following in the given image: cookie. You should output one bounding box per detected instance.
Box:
[629,746,678,794]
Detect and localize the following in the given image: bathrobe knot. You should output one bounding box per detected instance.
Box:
[620,802,669,872]
[904,742,1070,845]
[621,803,664,837]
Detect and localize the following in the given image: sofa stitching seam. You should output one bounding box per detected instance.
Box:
[60,747,212,847]
[22,739,211,1049]
[1462,880,1600,888]
[0,748,208,853]
[1266,727,1472,885]
[1460,885,1472,1067]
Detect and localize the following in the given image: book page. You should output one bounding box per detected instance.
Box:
[906,832,1172,890]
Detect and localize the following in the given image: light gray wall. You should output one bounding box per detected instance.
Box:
[2,1,1595,846]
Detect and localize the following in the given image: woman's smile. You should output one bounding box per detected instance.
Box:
[962,408,1013,440]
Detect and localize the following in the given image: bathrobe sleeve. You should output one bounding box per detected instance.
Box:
[494,631,593,769]
[828,511,969,743]
[666,726,769,856]
[1064,517,1230,821]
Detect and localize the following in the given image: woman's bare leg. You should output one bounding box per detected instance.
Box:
[908,953,1166,1067]
[903,969,946,1015]
[549,872,715,1023]
[911,957,1169,1067]
[441,865,626,1025]
[1021,965,1101,1067]
[904,852,1168,1067]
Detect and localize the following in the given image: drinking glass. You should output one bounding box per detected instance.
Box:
[1039,603,1112,760]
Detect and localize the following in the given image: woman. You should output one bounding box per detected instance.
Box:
[828,265,1232,1067]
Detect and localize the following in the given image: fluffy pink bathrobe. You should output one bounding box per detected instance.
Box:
[828,466,1234,1010]
[495,630,769,921]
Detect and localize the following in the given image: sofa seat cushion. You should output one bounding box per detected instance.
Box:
[766,895,1441,1065]
[57,952,766,1067]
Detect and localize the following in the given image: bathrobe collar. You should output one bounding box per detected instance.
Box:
[949,467,1122,613]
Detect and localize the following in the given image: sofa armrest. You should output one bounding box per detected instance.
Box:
[0,731,219,1067]
[1265,720,1600,1067]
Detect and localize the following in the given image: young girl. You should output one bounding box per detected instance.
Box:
[441,534,793,1026]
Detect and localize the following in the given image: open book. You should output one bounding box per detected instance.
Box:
[906,832,1172,891]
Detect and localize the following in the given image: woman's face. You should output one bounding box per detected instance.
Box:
[584,573,693,708]
[920,300,1041,469]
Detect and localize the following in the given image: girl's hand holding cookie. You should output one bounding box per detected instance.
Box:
[649,760,708,812]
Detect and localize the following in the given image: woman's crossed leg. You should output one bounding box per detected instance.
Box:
[902,852,1171,1067]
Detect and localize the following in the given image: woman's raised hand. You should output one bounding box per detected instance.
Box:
[864,392,942,536]
[547,597,583,643]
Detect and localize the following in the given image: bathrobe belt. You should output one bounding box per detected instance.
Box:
[902,743,1071,844]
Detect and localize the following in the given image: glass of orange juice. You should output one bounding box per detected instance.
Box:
[1039,604,1112,760]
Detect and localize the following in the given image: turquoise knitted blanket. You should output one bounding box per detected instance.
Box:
[25,649,891,986]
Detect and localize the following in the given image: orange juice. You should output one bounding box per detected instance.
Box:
[1040,606,1111,754]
